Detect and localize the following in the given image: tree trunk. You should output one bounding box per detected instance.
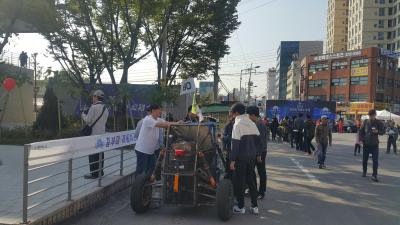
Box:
[213,59,219,103]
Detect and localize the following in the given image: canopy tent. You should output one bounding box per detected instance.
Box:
[376,110,400,124]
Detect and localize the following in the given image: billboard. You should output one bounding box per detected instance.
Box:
[199,81,214,100]
[349,102,373,114]
[265,100,336,120]
[351,67,368,77]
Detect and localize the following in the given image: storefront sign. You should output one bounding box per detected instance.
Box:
[351,67,368,77]
[313,51,362,61]
[349,102,373,114]
[374,102,390,110]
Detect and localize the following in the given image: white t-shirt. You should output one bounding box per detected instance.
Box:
[135,115,165,155]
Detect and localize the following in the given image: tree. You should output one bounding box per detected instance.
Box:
[33,86,66,132]
[205,0,240,102]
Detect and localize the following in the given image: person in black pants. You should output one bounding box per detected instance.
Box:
[290,116,297,148]
[294,113,305,151]
[304,114,316,155]
[386,121,398,154]
[359,109,385,182]
[270,117,279,141]
[230,103,261,215]
[247,106,267,199]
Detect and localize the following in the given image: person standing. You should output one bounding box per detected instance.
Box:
[354,132,362,156]
[270,117,279,141]
[135,105,176,176]
[230,103,261,215]
[359,109,385,182]
[304,114,316,155]
[315,115,332,169]
[247,106,267,200]
[289,116,297,148]
[386,121,398,154]
[222,112,234,179]
[82,90,109,179]
[294,113,305,151]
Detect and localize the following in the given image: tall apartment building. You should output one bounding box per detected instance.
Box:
[346,0,400,51]
[286,61,301,100]
[266,68,277,100]
[276,41,323,100]
[326,0,349,53]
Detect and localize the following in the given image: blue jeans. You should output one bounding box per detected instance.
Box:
[135,150,156,177]
[318,143,328,165]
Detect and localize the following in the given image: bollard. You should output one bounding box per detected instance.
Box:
[120,149,124,176]
[67,158,73,201]
[22,145,29,224]
[98,152,103,187]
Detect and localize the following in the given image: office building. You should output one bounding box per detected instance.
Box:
[276,41,323,100]
[301,47,400,115]
[266,68,277,100]
[326,0,349,53]
[286,61,301,100]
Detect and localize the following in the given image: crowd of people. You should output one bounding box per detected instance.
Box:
[79,90,396,215]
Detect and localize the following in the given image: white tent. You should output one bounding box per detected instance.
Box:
[376,110,400,124]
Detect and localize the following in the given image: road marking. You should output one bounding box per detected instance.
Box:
[290,158,320,184]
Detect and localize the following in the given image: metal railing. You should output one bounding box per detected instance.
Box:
[22,145,137,223]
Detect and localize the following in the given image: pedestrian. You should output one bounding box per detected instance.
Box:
[270,117,279,141]
[184,105,199,122]
[222,112,235,179]
[281,116,290,142]
[247,106,267,200]
[19,51,28,68]
[294,113,305,151]
[386,120,398,154]
[354,132,362,156]
[230,103,261,215]
[135,105,176,177]
[289,116,297,148]
[82,90,109,179]
[338,118,344,133]
[304,114,316,155]
[315,115,332,169]
[359,109,385,182]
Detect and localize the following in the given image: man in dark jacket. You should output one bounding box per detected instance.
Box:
[315,115,332,169]
[222,112,234,179]
[359,109,385,182]
[386,120,398,154]
[304,114,316,155]
[230,103,261,215]
[247,106,267,199]
[294,113,305,151]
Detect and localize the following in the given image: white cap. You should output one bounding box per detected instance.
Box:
[92,90,105,98]
[321,115,328,119]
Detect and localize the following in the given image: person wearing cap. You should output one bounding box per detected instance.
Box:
[135,104,177,176]
[247,106,268,200]
[315,115,332,169]
[359,109,385,182]
[82,90,109,179]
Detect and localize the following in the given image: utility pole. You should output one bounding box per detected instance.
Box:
[247,64,253,103]
[33,53,38,113]
[161,27,167,84]
[213,60,219,103]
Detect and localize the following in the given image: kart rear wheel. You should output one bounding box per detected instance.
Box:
[216,179,234,221]
[130,174,152,214]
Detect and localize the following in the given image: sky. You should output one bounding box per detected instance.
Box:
[4,0,328,97]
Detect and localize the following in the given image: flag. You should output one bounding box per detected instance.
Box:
[191,93,204,122]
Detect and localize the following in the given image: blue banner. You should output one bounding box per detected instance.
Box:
[265,100,336,120]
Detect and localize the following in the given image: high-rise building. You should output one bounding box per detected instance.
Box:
[326,0,349,53]
[286,61,301,100]
[276,41,323,100]
[266,68,277,100]
[346,0,400,51]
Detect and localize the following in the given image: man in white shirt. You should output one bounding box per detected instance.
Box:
[81,90,109,179]
[135,105,176,176]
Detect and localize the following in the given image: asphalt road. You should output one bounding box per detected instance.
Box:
[62,133,400,225]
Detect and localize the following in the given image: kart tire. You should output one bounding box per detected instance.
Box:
[130,174,152,214]
[216,179,234,221]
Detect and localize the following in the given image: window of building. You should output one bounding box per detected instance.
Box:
[388,32,393,39]
[331,78,347,86]
[379,8,385,16]
[351,76,368,85]
[385,96,392,102]
[309,80,328,88]
[331,95,345,102]
[376,93,384,102]
[378,32,384,40]
[395,80,400,88]
[308,63,329,73]
[388,19,393,27]
[387,78,394,87]
[350,94,368,102]
[380,0,385,3]
[377,76,385,88]
[332,61,348,70]
[389,7,393,15]
[308,95,326,100]
[351,58,369,68]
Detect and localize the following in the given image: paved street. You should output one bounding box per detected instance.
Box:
[61,133,400,225]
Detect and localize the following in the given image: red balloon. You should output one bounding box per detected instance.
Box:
[3,78,16,92]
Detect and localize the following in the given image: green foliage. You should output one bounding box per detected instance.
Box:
[151,86,179,105]
[33,86,66,132]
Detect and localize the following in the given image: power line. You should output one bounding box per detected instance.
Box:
[239,0,282,15]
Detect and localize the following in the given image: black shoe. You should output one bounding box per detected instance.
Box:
[371,176,379,182]
[362,173,366,177]
[322,164,326,169]
[257,194,265,200]
[319,164,323,169]
[84,174,98,179]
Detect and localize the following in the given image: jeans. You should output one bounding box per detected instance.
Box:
[233,159,258,208]
[387,136,397,153]
[255,152,267,195]
[135,150,156,177]
[296,132,304,151]
[363,145,379,177]
[354,144,361,154]
[317,143,328,165]
[304,137,315,154]
[89,152,104,177]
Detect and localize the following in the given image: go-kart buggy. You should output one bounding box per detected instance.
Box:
[130,123,234,221]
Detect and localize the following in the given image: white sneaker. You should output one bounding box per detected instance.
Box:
[233,205,245,214]
[250,206,259,215]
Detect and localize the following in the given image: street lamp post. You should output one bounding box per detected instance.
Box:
[32,53,38,113]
